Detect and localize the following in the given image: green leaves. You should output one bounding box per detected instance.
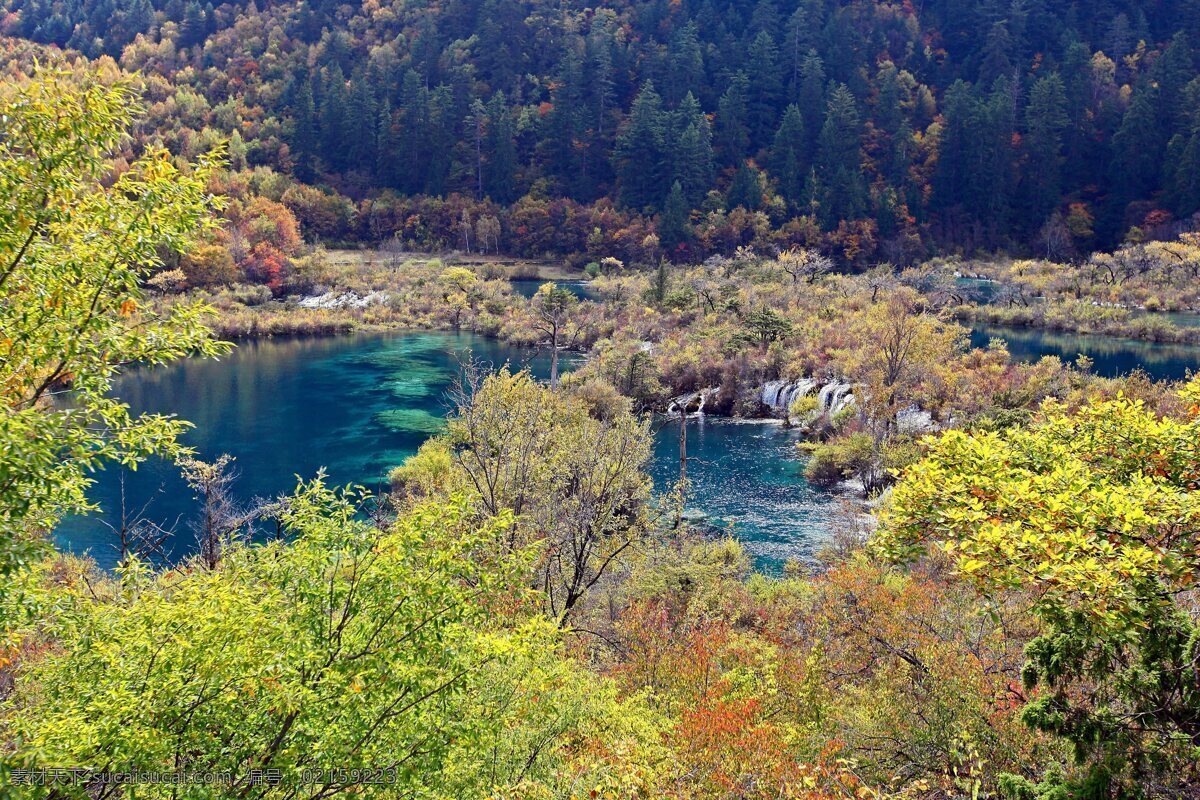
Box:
[877,382,1200,782]
[2,484,546,796]
[0,68,228,582]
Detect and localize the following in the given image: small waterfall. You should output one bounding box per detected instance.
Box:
[816,381,839,411]
[759,379,816,412]
[827,383,853,414]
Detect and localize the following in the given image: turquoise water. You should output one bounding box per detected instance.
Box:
[56,332,831,570]
[969,323,1200,381]
[1146,310,1200,328]
[954,276,1002,303]
[649,418,837,566]
[509,278,595,300]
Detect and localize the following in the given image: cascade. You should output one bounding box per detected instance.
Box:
[759,379,817,411]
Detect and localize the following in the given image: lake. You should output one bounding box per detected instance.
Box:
[56,332,833,571]
[969,323,1200,381]
[509,278,596,300]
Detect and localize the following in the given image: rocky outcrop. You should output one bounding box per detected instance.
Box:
[667,388,718,417]
[297,290,390,309]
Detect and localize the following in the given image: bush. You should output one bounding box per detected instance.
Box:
[804,433,876,489]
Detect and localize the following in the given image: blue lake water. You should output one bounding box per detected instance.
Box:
[969,323,1200,381]
[57,332,833,571]
[648,418,838,566]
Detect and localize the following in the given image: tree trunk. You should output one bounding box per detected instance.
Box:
[549,321,560,390]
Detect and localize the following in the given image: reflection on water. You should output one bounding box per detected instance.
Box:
[57,332,830,571]
[970,323,1200,381]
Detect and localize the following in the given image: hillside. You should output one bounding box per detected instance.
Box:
[5,0,1200,262]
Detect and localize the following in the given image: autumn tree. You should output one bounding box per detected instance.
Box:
[427,368,654,623]
[776,247,832,284]
[2,481,593,795]
[839,289,965,431]
[879,382,1200,793]
[531,282,580,390]
[0,70,227,592]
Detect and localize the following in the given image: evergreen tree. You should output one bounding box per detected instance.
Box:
[1156,32,1195,134]
[784,6,814,100]
[483,93,518,203]
[717,72,751,165]
[933,80,979,214]
[291,77,318,180]
[1112,79,1165,201]
[179,1,208,48]
[1023,73,1070,227]
[726,163,764,211]
[1166,77,1200,216]
[396,69,428,194]
[746,30,782,148]
[424,86,456,196]
[346,69,378,171]
[659,181,692,250]
[980,77,1016,229]
[815,83,866,227]
[319,65,349,170]
[544,50,592,199]
[978,22,1014,86]
[666,22,704,105]
[672,93,715,207]
[770,104,807,212]
[587,19,617,140]
[797,50,826,160]
[375,100,399,187]
[614,81,668,210]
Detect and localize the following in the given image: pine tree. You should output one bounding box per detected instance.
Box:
[179,1,207,48]
[978,22,1014,86]
[544,50,591,199]
[1112,79,1165,201]
[291,77,318,180]
[614,81,668,210]
[659,181,692,250]
[424,85,455,196]
[746,30,782,148]
[1156,32,1195,134]
[587,20,617,139]
[672,93,715,207]
[375,100,399,187]
[980,77,1016,229]
[717,72,751,166]
[484,92,518,203]
[1166,76,1200,216]
[666,22,704,105]
[726,163,763,211]
[397,69,428,194]
[815,83,866,227]
[783,6,813,100]
[933,80,979,213]
[770,104,806,211]
[319,65,349,170]
[1023,73,1070,226]
[797,50,826,161]
[346,69,377,171]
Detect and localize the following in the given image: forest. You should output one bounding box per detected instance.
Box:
[1,0,1200,797]
[4,0,1200,261]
